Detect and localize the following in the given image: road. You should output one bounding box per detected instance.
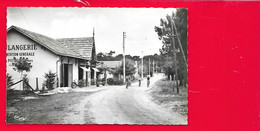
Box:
[65,74,187,125]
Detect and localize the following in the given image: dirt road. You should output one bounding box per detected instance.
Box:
[7,74,187,124]
[67,74,187,125]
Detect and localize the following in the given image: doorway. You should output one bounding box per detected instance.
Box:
[78,66,83,80]
[61,64,73,87]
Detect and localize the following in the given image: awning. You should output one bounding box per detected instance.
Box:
[80,66,90,72]
[92,67,100,72]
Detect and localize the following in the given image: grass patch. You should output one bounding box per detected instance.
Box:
[6,90,92,124]
[150,78,188,116]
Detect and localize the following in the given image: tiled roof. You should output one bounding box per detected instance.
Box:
[57,37,94,60]
[7,26,92,60]
[97,61,122,68]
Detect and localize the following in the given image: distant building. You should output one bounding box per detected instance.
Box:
[6,26,98,90]
[98,61,122,69]
[97,61,122,79]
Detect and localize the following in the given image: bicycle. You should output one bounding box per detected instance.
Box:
[71,81,78,89]
[71,80,83,89]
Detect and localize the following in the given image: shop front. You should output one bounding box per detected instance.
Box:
[6,26,98,90]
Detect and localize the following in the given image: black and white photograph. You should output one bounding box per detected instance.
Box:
[6,7,188,125]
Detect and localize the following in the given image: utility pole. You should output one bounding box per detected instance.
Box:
[152,60,154,76]
[170,18,179,94]
[155,61,158,74]
[102,62,107,86]
[123,32,126,83]
[172,18,187,67]
[148,57,150,76]
[172,18,188,88]
[141,51,144,79]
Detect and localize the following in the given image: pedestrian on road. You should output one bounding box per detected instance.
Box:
[147,76,150,87]
[126,78,131,89]
[138,78,141,87]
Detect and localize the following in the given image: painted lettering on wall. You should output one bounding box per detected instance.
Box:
[7,52,35,56]
[7,44,37,50]
[6,44,37,66]
[7,58,33,66]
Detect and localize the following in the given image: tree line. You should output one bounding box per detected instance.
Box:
[97,51,166,78]
[155,8,188,90]
[97,8,188,90]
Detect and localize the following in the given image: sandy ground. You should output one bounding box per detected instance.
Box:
[148,76,188,117]
[7,74,187,125]
[6,91,93,124]
[64,74,187,125]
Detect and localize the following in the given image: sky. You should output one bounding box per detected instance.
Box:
[7,7,176,56]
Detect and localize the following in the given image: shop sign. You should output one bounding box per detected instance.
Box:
[6,44,37,66]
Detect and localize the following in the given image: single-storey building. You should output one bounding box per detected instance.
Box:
[97,61,122,79]
[6,26,98,90]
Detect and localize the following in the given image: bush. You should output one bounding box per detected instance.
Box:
[91,79,96,85]
[78,79,86,87]
[22,74,29,90]
[107,78,124,85]
[44,71,56,90]
[101,78,106,86]
[6,73,14,90]
[114,78,124,85]
[107,78,114,85]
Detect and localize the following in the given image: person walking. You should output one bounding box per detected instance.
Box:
[147,76,150,87]
[126,77,131,89]
[138,78,142,87]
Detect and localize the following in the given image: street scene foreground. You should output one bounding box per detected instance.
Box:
[6,8,188,125]
[7,73,187,124]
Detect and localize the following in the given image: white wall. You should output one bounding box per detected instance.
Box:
[59,57,79,85]
[7,30,59,90]
[107,71,114,78]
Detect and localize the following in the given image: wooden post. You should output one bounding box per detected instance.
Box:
[42,85,45,92]
[36,77,39,91]
[9,80,23,87]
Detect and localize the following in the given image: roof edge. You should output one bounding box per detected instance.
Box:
[7,25,90,61]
